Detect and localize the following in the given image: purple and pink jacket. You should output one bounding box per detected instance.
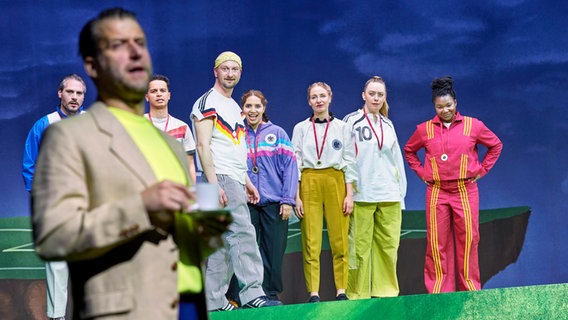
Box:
[245,121,298,206]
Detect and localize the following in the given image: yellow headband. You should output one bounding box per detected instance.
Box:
[214,51,242,69]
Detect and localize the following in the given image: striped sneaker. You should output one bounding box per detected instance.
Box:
[242,296,283,308]
[212,302,238,311]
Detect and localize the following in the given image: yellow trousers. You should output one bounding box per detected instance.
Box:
[347,201,401,299]
[300,168,349,292]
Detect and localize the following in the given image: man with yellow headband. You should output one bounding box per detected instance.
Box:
[192,51,282,311]
[32,8,228,319]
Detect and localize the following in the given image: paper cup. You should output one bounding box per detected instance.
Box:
[194,182,221,211]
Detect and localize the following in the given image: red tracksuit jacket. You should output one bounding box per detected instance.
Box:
[404,112,502,182]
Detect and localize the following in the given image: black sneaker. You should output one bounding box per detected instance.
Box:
[242,296,283,308]
[336,293,348,301]
[227,299,240,308]
[308,295,320,303]
[212,302,238,311]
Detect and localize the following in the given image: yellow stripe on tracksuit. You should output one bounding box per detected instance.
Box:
[462,116,472,136]
[460,116,476,290]
[458,154,477,291]
[426,120,435,139]
[428,157,444,293]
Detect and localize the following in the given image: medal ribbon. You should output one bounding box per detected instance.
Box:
[363,108,384,151]
[148,114,170,132]
[440,121,450,161]
[311,116,330,164]
[246,123,262,170]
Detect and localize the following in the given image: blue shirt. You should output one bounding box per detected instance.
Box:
[22,107,83,191]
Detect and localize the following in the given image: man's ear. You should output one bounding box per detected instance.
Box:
[83,56,97,78]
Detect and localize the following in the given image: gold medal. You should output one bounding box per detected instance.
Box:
[252,166,259,174]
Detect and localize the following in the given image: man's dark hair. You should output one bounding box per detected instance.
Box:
[78,7,138,60]
[150,74,170,90]
[58,74,86,93]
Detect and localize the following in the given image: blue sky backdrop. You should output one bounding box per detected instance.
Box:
[1,0,567,289]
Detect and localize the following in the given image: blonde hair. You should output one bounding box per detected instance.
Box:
[307,82,332,100]
[363,76,389,118]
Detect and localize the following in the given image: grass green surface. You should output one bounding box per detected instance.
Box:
[210,283,568,320]
[0,216,44,279]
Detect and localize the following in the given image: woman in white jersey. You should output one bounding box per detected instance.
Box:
[343,76,407,299]
[292,82,357,302]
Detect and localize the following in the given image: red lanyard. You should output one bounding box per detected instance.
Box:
[364,108,384,151]
[440,122,450,161]
[312,116,330,163]
[148,114,170,132]
[246,123,262,172]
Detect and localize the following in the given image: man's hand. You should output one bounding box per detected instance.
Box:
[218,186,228,208]
[141,180,194,231]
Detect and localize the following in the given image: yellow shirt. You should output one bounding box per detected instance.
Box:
[109,107,202,294]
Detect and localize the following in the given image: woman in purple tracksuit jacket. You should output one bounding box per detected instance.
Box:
[240,89,298,303]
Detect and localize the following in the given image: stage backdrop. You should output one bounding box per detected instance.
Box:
[1,0,567,295]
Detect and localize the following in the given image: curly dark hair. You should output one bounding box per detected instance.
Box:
[430,76,456,102]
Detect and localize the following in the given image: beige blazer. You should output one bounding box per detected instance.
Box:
[32,102,190,319]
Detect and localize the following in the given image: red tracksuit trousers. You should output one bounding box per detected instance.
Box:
[424,180,480,293]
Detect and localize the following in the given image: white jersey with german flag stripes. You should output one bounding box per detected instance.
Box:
[191,88,247,184]
[144,113,196,155]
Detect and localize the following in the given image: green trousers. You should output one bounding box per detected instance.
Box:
[347,201,401,299]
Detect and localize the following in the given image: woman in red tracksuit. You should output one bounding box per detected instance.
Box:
[404,76,503,293]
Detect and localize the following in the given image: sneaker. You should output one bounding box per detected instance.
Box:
[227,298,240,308]
[336,293,348,301]
[212,302,238,311]
[242,296,283,308]
[307,295,320,303]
